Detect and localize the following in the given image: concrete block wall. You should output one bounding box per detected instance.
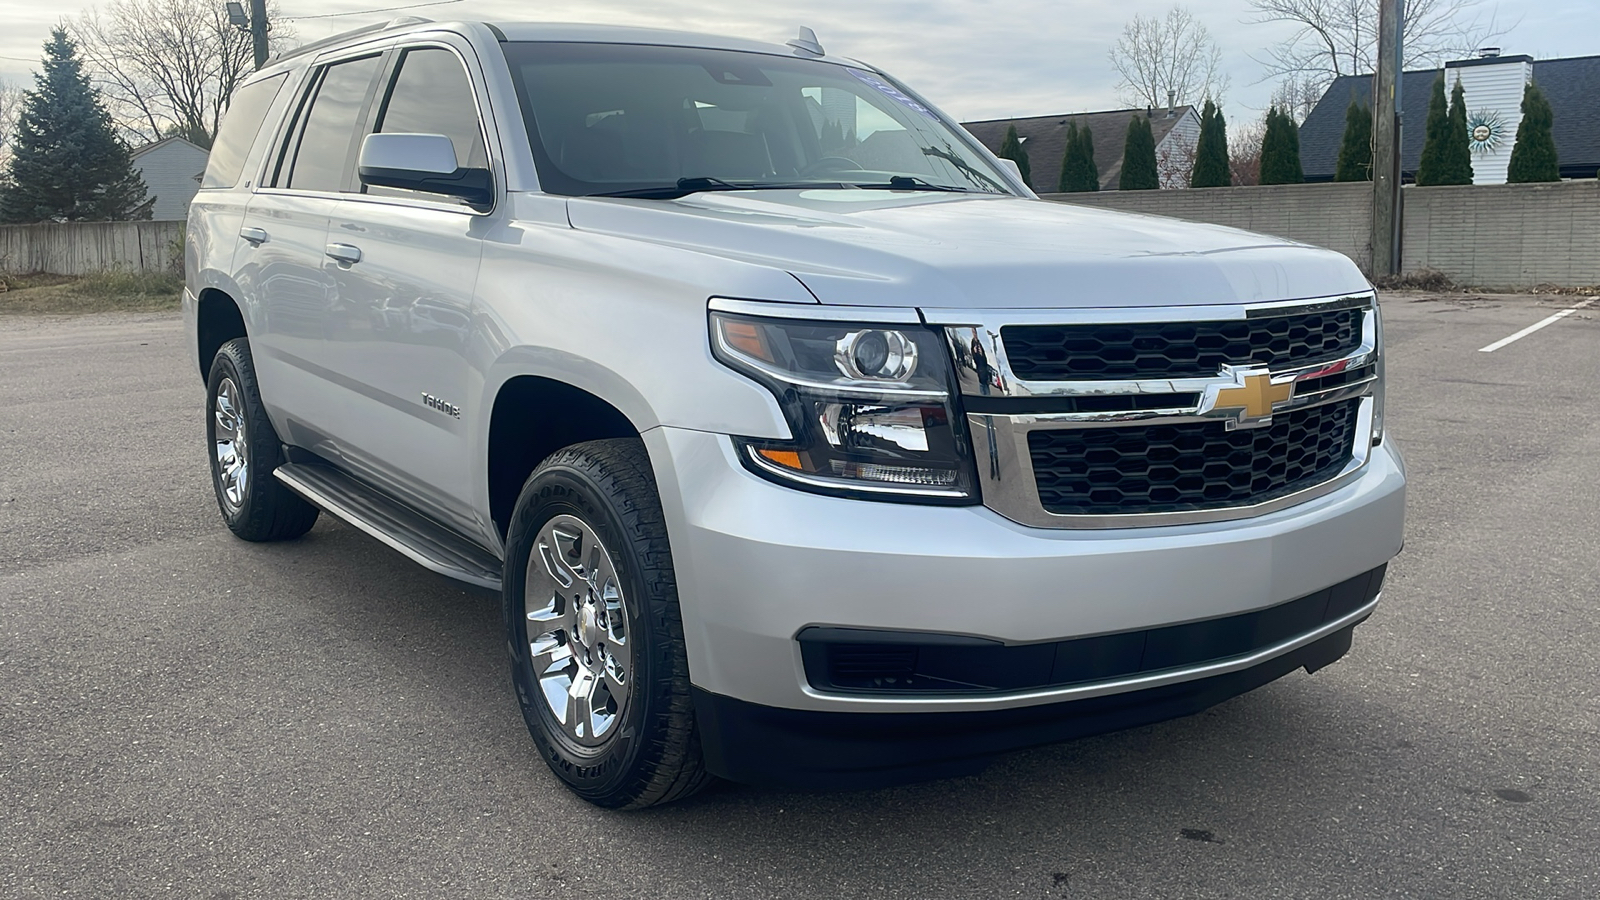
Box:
[1045,180,1600,290]
[1047,183,1374,271]
[1401,181,1600,289]
[0,221,184,276]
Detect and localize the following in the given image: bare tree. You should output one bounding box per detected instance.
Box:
[1270,74,1325,123]
[1229,119,1268,186]
[1155,133,1198,189]
[1110,5,1231,111]
[71,0,293,148]
[1248,0,1511,88]
[0,80,23,164]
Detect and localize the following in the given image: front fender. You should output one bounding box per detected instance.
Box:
[472,209,802,440]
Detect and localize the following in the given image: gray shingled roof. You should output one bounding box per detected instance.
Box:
[963,107,1194,191]
[1301,55,1600,181]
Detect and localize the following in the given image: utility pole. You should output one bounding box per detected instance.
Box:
[250,0,269,70]
[1371,0,1404,277]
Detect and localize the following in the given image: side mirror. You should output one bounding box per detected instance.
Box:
[996,158,1023,181]
[359,133,493,210]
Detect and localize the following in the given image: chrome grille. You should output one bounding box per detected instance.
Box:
[937,293,1382,529]
[1029,399,1360,515]
[1002,307,1362,380]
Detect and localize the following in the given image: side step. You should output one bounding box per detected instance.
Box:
[274,463,503,590]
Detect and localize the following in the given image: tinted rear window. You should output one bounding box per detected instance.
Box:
[282,55,383,193]
[201,74,287,189]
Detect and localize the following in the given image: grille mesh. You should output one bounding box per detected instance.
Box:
[1003,308,1362,380]
[1029,400,1361,515]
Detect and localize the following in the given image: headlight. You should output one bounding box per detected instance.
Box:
[710,311,977,502]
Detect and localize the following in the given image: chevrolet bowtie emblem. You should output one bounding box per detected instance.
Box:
[1204,367,1294,429]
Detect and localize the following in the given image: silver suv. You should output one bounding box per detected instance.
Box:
[185,19,1406,808]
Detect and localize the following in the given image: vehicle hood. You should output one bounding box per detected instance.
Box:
[562,191,1370,309]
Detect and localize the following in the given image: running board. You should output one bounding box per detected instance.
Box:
[274,463,503,590]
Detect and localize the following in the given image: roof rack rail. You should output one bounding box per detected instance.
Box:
[273,16,434,64]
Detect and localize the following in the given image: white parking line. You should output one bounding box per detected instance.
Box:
[1478,299,1593,353]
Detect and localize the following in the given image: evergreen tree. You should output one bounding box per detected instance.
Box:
[1442,78,1474,184]
[998,124,1033,188]
[1334,101,1373,182]
[1077,125,1099,191]
[1190,100,1231,188]
[1506,82,1559,183]
[1258,107,1282,182]
[1416,74,1451,186]
[1058,123,1100,192]
[1119,114,1159,190]
[1057,123,1077,192]
[0,28,149,223]
[1259,107,1304,185]
[1285,105,1303,180]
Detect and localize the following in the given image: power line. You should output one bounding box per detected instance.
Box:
[285,0,463,21]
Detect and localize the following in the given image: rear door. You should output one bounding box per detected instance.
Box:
[236,51,386,456]
[318,41,491,533]
[190,71,290,338]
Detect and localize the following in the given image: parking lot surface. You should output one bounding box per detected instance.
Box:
[2,293,1597,899]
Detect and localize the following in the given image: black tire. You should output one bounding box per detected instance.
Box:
[205,338,319,542]
[503,438,709,809]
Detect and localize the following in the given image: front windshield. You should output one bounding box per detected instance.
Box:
[503,42,1013,197]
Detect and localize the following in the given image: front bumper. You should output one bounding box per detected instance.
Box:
[692,621,1362,788]
[646,427,1405,716]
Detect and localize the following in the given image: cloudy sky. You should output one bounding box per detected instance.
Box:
[1,0,1593,127]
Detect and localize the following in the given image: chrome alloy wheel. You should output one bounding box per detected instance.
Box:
[524,514,633,747]
[213,376,249,514]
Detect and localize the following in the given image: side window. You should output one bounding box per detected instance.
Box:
[279,55,383,193]
[202,74,287,189]
[372,48,488,171]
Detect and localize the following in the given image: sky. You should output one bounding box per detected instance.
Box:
[1,0,1594,129]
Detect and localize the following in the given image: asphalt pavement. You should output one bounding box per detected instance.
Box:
[2,293,1597,899]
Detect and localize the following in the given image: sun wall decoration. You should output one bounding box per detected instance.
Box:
[1467,108,1508,155]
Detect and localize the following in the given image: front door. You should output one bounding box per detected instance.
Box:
[318,45,492,535]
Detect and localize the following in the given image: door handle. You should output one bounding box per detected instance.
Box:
[239,226,269,245]
[325,243,363,266]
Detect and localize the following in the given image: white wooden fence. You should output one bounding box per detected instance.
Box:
[0,221,184,276]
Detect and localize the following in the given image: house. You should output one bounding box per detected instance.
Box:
[1300,52,1600,184]
[963,105,1202,191]
[130,136,209,220]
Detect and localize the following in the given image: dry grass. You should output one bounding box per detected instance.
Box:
[0,271,184,314]
[1531,283,1600,296]
[1371,268,1458,292]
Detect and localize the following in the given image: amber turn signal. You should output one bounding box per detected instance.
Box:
[720,320,772,362]
[755,448,804,470]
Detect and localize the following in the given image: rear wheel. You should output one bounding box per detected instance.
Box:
[503,438,708,808]
[205,338,319,541]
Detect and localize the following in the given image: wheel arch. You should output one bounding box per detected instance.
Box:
[486,375,644,540]
[195,287,249,378]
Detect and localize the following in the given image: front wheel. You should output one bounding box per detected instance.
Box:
[503,438,708,808]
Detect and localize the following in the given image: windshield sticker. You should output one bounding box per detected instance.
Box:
[848,69,939,120]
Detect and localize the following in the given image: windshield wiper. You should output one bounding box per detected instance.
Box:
[851,175,975,193]
[592,177,829,200]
